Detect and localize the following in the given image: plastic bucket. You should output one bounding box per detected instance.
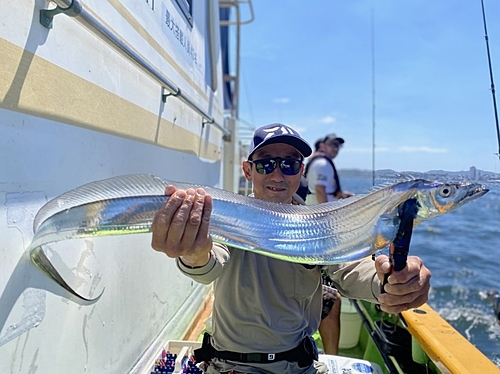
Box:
[339,297,363,349]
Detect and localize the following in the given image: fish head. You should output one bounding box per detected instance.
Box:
[415,180,488,220]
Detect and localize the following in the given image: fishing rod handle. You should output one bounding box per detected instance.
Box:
[381,245,408,294]
[380,198,418,294]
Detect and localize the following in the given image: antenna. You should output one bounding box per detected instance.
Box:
[480,0,500,160]
[371,8,376,186]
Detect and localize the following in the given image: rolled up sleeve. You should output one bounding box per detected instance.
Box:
[176,242,230,285]
[326,257,381,303]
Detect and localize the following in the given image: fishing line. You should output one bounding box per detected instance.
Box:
[480,0,500,160]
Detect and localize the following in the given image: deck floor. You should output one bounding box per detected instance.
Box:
[184,293,214,341]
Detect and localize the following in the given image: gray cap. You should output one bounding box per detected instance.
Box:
[323,133,345,144]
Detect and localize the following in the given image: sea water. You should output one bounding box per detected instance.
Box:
[341,176,500,367]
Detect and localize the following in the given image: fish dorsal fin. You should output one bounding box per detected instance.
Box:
[34,174,167,231]
[313,194,371,212]
[33,174,394,233]
[396,173,416,181]
[173,185,369,217]
[367,179,398,193]
[369,183,388,192]
[32,174,322,231]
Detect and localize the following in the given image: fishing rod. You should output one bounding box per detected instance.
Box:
[351,301,400,374]
[374,199,419,372]
[358,199,419,373]
[371,8,376,187]
[480,0,500,160]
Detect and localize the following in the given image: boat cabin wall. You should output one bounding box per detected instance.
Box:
[1,0,229,186]
[0,1,233,373]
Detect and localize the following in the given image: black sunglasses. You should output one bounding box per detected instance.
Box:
[247,157,303,176]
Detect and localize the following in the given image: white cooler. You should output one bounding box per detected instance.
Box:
[319,354,384,374]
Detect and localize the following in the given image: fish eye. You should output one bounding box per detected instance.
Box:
[438,184,454,197]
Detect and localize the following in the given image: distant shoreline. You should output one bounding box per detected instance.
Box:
[338,168,500,182]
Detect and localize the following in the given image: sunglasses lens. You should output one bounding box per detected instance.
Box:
[251,158,301,175]
[254,159,277,174]
[280,159,301,175]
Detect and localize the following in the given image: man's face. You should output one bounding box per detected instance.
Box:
[321,140,341,159]
[243,143,304,204]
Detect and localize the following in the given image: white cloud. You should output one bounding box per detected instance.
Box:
[345,147,380,153]
[320,116,336,124]
[345,146,448,153]
[397,146,448,153]
[284,122,308,134]
[273,97,290,104]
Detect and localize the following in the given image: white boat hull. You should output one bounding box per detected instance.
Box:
[1,0,233,372]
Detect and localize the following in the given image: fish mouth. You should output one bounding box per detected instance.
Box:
[463,184,489,201]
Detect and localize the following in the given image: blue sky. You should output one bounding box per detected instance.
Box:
[237,0,500,173]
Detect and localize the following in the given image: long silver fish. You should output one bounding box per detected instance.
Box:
[29,174,487,300]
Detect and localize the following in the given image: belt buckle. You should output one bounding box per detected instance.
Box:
[246,353,262,362]
[268,353,275,361]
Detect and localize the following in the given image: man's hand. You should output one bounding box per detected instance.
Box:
[375,255,431,314]
[151,185,213,267]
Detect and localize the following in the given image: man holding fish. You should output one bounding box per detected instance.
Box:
[151,123,432,374]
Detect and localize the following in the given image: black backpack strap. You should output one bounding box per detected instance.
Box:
[304,154,342,198]
[330,159,342,198]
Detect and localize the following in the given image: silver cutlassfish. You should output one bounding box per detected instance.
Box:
[29,174,488,300]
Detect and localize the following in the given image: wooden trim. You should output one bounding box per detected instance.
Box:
[184,290,214,341]
[402,303,500,373]
[0,38,222,160]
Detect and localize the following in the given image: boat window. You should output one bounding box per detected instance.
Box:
[174,0,193,26]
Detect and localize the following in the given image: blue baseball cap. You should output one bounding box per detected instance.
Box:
[248,123,312,159]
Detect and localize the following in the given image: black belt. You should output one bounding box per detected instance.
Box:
[213,343,302,363]
[194,333,318,368]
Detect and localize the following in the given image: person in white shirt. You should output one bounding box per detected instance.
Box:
[302,134,354,354]
[305,134,353,205]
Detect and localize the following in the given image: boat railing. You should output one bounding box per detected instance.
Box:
[218,0,254,121]
[40,0,231,141]
[219,0,255,26]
